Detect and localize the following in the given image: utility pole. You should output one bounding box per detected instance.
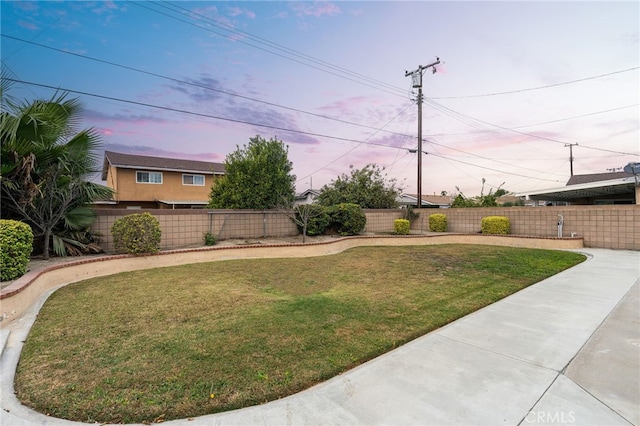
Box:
[565,143,578,176]
[405,57,440,208]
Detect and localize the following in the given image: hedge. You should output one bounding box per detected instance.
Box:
[0,220,34,281]
[428,213,448,232]
[481,216,510,234]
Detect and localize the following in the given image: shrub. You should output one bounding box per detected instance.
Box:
[428,214,448,232]
[481,216,510,234]
[0,220,34,281]
[203,232,216,246]
[294,204,331,236]
[394,219,410,235]
[111,212,162,255]
[328,203,366,236]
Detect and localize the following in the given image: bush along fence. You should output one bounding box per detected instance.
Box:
[90,205,640,252]
[0,219,34,281]
[481,216,510,235]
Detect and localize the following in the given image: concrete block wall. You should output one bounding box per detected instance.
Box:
[93,209,299,253]
[412,206,639,250]
[363,210,404,233]
[92,205,639,252]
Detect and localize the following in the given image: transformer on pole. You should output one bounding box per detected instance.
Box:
[405,57,440,208]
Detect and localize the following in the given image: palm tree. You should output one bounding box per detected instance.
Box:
[1,85,112,259]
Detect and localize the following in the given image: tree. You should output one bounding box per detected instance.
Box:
[290,203,326,243]
[1,88,113,259]
[208,135,296,209]
[317,164,401,208]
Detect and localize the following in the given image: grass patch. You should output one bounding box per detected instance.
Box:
[15,245,585,423]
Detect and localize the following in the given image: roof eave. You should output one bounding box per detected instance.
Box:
[109,164,223,175]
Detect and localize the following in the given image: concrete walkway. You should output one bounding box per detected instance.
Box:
[1,248,638,425]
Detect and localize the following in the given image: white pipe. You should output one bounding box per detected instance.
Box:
[557,215,564,238]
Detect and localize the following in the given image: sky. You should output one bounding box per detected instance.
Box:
[2,1,639,197]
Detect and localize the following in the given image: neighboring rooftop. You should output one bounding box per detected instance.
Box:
[517,172,638,204]
[566,172,633,186]
[102,151,225,180]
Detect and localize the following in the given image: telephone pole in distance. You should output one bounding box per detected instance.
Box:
[405,57,440,208]
[565,143,578,176]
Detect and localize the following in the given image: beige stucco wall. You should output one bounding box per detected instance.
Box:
[108,167,216,203]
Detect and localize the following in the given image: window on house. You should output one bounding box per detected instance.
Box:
[136,171,163,184]
[182,174,205,186]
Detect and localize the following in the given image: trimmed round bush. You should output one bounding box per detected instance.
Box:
[428,213,448,232]
[0,219,34,281]
[394,219,410,235]
[111,212,162,255]
[481,216,510,234]
[328,203,366,236]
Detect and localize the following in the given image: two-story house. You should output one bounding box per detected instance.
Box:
[101,151,225,209]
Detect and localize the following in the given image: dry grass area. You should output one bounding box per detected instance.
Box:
[15,244,585,424]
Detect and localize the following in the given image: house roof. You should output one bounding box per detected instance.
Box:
[399,194,452,206]
[566,172,633,186]
[102,151,225,180]
[295,189,321,200]
[517,176,637,201]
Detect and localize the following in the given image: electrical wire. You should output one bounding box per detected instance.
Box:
[5,78,402,149]
[296,103,415,183]
[424,104,640,136]
[425,98,638,156]
[155,0,406,96]
[432,67,639,99]
[128,1,408,98]
[8,77,570,184]
[0,34,414,139]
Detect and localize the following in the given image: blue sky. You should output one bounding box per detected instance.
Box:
[2,1,638,196]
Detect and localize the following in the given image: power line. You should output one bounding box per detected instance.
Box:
[424,104,639,136]
[1,34,413,138]
[7,78,568,184]
[424,136,568,177]
[432,67,640,99]
[424,98,639,156]
[426,151,562,183]
[155,0,406,96]
[297,103,415,183]
[512,104,639,129]
[128,1,408,98]
[5,38,635,160]
[4,78,399,149]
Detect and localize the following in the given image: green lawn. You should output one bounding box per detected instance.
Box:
[15,245,585,423]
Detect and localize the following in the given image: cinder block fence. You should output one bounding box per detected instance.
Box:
[91,205,639,252]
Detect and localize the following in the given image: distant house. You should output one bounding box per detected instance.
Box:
[517,172,638,205]
[100,151,225,209]
[294,188,321,206]
[397,193,452,208]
